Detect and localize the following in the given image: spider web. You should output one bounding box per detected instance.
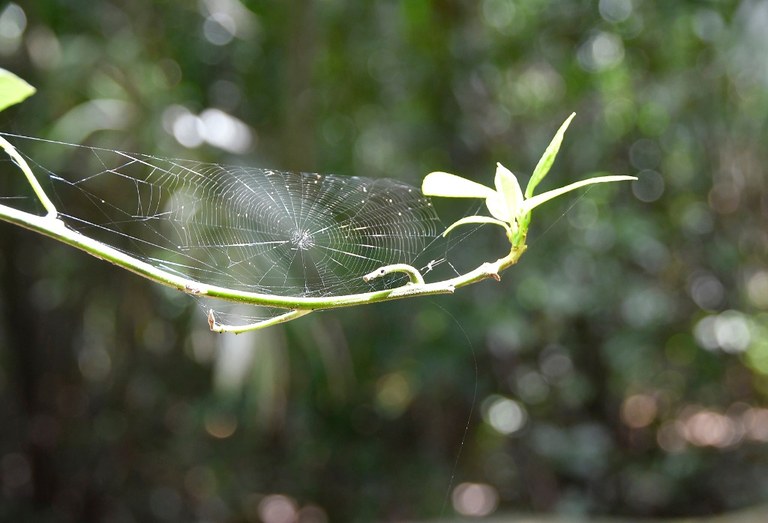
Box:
[2,134,466,324]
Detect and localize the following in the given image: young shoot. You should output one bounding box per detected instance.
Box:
[422,113,635,251]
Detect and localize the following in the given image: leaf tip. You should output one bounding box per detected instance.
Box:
[421,171,446,195]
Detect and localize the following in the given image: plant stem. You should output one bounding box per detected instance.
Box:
[0,201,522,307]
[0,136,58,216]
[0,134,525,332]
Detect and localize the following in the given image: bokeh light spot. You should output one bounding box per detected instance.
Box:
[203,13,236,46]
[694,311,751,354]
[621,286,674,328]
[708,182,741,214]
[692,9,725,42]
[258,494,298,523]
[578,32,625,72]
[621,394,657,428]
[688,272,725,310]
[163,105,254,152]
[599,0,633,23]
[0,3,26,55]
[743,408,768,441]
[481,0,517,32]
[375,372,413,418]
[297,504,328,523]
[656,421,687,453]
[516,371,550,404]
[540,348,574,381]
[681,409,739,448]
[26,26,62,69]
[746,271,768,309]
[451,482,499,517]
[204,411,238,439]
[713,311,751,354]
[483,395,527,435]
[632,170,665,203]
[679,202,714,235]
[171,110,205,148]
[199,108,253,153]
[78,347,112,382]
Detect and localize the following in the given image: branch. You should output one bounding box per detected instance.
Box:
[0,126,615,334]
[362,263,426,285]
[0,135,58,217]
[208,309,313,334]
[0,135,524,334]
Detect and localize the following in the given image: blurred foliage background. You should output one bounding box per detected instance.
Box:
[1,0,767,521]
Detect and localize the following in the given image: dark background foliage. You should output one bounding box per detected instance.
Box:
[1,0,767,521]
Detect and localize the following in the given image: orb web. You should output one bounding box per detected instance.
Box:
[4,134,447,305]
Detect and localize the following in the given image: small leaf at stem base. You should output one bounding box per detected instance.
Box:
[0,69,36,113]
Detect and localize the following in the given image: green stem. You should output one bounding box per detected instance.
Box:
[208,308,313,334]
[362,263,426,285]
[0,135,58,217]
[0,201,524,307]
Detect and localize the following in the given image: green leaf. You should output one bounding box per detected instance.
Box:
[522,174,637,215]
[442,215,511,237]
[493,162,523,223]
[484,192,508,222]
[422,171,495,199]
[525,112,575,198]
[0,69,36,113]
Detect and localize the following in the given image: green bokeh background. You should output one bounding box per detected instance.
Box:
[1,1,767,521]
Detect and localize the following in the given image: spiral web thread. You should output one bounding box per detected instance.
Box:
[3,135,458,323]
